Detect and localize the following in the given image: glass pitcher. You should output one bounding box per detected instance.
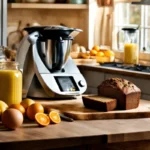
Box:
[122,27,139,64]
[0,61,22,106]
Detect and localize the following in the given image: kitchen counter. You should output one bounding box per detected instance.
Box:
[78,64,150,100]
[1,98,150,150]
[78,64,150,79]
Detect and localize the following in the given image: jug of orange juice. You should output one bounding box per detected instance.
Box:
[0,61,22,106]
[122,27,139,64]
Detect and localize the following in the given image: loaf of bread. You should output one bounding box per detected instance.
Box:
[82,95,117,111]
[97,78,141,110]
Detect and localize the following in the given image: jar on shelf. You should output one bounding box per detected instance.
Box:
[0,61,22,106]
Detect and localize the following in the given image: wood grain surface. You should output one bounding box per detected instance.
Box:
[42,97,150,120]
[73,59,99,65]
[1,97,150,149]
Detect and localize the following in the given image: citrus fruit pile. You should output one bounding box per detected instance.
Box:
[0,99,61,130]
[80,45,115,63]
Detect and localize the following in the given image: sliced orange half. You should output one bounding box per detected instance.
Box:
[35,113,50,127]
[49,111,61,124]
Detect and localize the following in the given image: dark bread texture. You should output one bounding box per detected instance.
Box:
[82,95,117,111]
[97,78,141,110]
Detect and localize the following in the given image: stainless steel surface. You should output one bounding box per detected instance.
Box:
[40,39,72,71]
[132,0,150,5]
[0,0,7,46]
[59,113,74,122]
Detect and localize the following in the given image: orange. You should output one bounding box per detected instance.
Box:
[49,111,61,124]
[35,113,50,127]
[90,49,98,56]
[104,50,115,57]
[20,98,35,110]
[92,45,100,51]
[9,104,25,116]
[27,103,44,120]
[96,51,105,57]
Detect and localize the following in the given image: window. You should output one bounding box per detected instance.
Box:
[113,3,150,53]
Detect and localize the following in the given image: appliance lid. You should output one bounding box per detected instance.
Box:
[44,25,82,31]
[44,25,82,38]
[24,25,82,39]
[132,0,150,5]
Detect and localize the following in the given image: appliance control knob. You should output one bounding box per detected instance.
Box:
[78,80,85,87]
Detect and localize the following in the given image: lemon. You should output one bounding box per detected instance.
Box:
[0,100,8,115]
[20,98,35,110]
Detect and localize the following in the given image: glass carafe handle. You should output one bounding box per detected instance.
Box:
[117,30,124,50]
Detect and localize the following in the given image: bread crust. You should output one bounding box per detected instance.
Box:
[97,78,141,110]
[82,95,117,111]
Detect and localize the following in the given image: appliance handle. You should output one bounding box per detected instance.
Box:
[16,35,30,70]
[54,37,64,71]
[16,31,39,69]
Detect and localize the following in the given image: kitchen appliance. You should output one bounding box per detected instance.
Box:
[118,27,139,65]
[16,25,87,99]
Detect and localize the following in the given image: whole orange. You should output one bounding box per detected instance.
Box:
[104,50,115,57]
[96,51,105,57]
[9,104,25,116]
[90,49,98,56]
[27,103,44,120]
[92,45,100,51]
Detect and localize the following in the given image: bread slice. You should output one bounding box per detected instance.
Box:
[82,95,117,111]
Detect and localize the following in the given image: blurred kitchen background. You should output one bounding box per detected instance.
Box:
[3,0,150,54]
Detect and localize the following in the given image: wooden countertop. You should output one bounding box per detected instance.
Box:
[1,98,150,150]
[78,65,150,79]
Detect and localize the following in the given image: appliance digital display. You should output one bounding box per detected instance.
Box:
[55,76,79,92]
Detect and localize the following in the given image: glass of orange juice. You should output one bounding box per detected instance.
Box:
[124,43,139,64]
[122,27,139,65]
[0,61,22,106]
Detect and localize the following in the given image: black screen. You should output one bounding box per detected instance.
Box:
[55,76,79,92]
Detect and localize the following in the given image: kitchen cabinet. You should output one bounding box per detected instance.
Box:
[7,0,99,49]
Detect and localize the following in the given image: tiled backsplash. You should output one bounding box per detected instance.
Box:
[80,69,150,100]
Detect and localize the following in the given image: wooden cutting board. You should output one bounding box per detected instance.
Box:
[73,59,99,65]
[42,97,150,120]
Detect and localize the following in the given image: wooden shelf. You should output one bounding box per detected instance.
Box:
[8,3,88,9]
